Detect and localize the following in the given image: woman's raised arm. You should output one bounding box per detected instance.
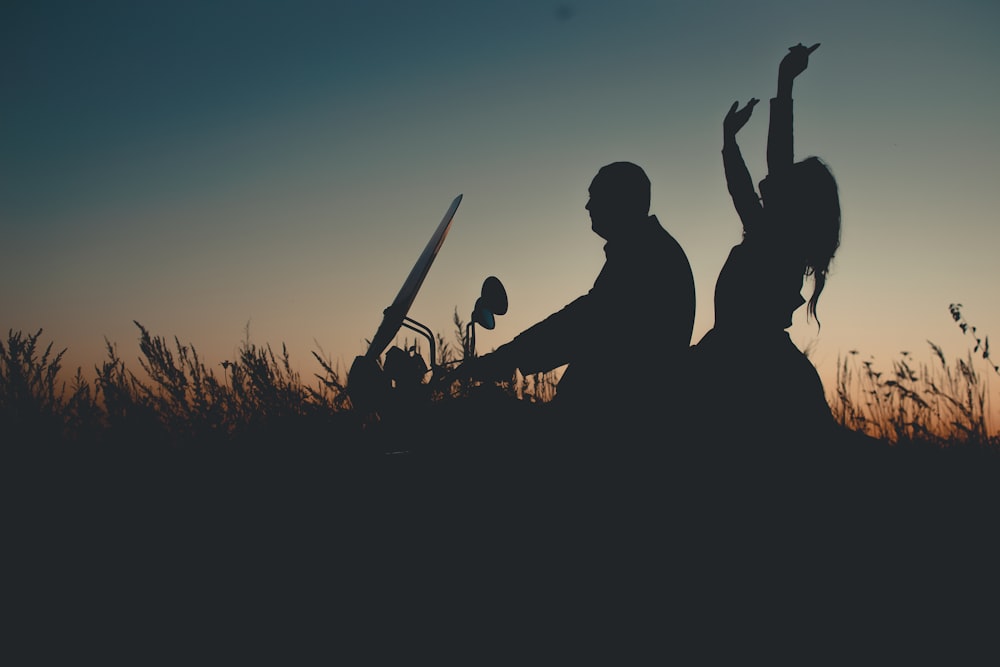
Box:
[767,43,819,176]
[723,99,763,232]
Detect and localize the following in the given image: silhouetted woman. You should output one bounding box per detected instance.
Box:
[687,43,841,448]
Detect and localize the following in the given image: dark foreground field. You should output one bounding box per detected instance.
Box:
[6,408,999,662]
[5,315,999,658]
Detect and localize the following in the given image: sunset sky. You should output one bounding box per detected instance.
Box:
[3,1,999,421]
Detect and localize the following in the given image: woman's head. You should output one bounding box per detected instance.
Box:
[762,156,841,324]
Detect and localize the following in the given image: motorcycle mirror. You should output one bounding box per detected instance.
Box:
[480,276,508,316]
[472,297,496,330]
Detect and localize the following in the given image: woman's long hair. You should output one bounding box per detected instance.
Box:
[772,156,841,326]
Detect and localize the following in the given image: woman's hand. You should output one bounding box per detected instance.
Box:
[779,42,820,82]
[724,98,759,138]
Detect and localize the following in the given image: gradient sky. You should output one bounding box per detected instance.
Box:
[3,1,999,422]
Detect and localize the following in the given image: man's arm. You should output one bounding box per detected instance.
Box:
[464,294,590,380]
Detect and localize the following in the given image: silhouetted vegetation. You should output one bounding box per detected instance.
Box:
[2,321,357,450]
[831,304,999,449]
[3,306,999,453]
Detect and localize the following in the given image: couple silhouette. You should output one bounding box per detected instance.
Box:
[463,43,841,451]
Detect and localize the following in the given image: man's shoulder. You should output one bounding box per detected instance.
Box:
[637,215,678,244]
[644,216,692,262]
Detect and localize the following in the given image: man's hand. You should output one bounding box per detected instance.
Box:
[457,352,514,383]
[724,99,759,138]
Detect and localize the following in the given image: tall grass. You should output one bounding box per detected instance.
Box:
[2,303,997,450]
[1,322,353,447]
[831,304,998,447]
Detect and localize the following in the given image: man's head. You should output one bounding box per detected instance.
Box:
[586,162,651,240]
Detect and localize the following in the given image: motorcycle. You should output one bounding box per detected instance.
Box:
[346,195,524,449]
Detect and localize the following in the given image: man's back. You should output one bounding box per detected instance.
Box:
[553,214,694,413]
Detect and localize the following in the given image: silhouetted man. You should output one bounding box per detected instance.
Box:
[464,161,695,436]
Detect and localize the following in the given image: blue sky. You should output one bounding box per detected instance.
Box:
[3,0,999,419]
